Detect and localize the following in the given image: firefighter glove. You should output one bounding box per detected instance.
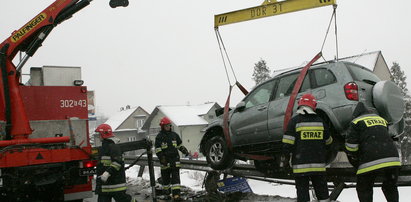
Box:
[391,135,400,142]
[280,154,290,169]
[180,146,189,156]
[100,171,111,182]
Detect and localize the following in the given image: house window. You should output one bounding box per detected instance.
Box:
[136,119,145,128]
[208,115,214,120]
[128,136,137,142]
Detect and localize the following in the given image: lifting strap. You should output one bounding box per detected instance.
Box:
[283,52,322,132]
[222,85,272,160]
[283,6,338,131]
[223,85,233,149]
[215,28,249,151]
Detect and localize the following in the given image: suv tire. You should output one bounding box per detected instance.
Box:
[205,136,234,170]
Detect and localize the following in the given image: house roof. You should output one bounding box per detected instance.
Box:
[270,51,383,78]
[339,50,381,71]
[144,103,218,128]
[184,102,216,116]
[105,106,147,131]
[158,105,209,126]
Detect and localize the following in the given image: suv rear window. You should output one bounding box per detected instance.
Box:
[313,68,336,87]
[346,64,381,83]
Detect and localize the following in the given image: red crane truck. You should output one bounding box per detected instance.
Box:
[0,0,128,201]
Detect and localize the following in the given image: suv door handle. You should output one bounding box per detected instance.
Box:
[257,106,267,111]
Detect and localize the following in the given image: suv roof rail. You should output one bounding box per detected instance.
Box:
[275,59,341,77]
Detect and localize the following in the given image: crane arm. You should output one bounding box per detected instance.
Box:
[215,0,336,28]
[0,0,127,140]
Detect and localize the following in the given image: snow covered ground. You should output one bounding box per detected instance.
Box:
[124,165,411,202]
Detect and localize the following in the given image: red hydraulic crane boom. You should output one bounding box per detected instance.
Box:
[0,0,127,143]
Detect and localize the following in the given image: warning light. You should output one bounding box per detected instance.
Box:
[83,160,97,168]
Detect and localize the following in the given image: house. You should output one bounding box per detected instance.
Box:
[273,51,391,81]
[142,102,221,156]
[94,105,150,153]
[340,50,391,80]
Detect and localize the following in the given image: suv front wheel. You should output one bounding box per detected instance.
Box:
[205,136,235,170]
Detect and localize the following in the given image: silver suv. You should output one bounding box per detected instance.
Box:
[199,61,404,173]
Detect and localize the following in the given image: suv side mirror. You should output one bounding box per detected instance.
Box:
[235,101,246,112]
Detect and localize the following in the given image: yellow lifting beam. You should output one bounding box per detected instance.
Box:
[215,0,336,28]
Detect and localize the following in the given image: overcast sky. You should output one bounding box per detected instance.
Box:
[1,0,410,117]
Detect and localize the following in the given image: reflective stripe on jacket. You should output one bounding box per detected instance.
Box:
[346,113,401,175]
[283,114,332,176]
[96,138,127,193]
[155,130,185,166]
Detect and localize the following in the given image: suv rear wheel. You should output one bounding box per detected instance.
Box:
[205,136,234,170]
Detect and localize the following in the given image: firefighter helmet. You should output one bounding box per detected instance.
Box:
[298,93,317,110]
[159,117,172,126]
[95,124,114,139]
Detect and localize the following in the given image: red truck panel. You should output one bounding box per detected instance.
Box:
[0,86,88,121]
[19,86,88,120]
[0,85,91,167]
[0,147,92,168]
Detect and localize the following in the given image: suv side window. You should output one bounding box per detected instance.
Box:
[346,64,380,82]
[313,68,336,87]
[244,80,276,109]
[274,73,310,99]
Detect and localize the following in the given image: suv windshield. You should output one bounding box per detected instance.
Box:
[346,63,381,83]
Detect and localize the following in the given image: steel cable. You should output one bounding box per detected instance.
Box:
[320,5,338,62]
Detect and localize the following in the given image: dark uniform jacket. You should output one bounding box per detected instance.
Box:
[96,138,127,194]
[345,102,401,175]
[282,113,333,176]
[155,130,188,168]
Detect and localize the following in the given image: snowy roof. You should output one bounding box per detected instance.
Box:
[105,107,137,130]
[158,104,211,126]
[339,51,381,71]
[270,51,382,79]
[184,102,216,115]
[141,103,220,130]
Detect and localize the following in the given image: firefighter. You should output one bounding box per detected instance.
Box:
[155,117,190,201]
[95,124,135,202]
[282,93,333,202]
[345,102,401,202]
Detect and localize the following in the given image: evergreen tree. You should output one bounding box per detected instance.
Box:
[252,58,271,86]
[390,62,409,96]
[390,62,411,163]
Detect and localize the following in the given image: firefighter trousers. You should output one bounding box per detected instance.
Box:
[97,191,133,202]
[356,167,399,202]
[161,166,181,197]
[294,174,329,202]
